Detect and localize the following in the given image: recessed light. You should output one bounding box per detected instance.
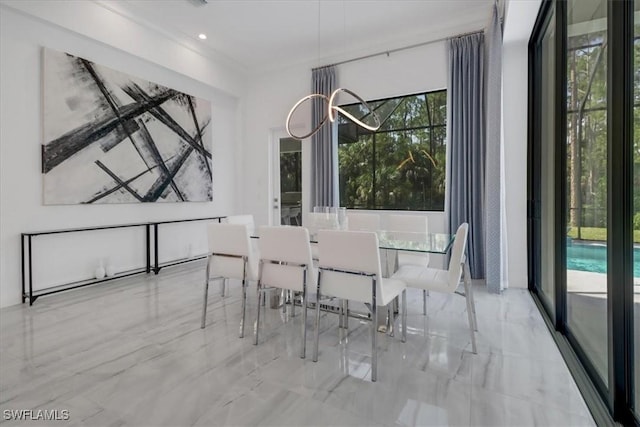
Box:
[198,33,207,40]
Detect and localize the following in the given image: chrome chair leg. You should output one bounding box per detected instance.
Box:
[342,300,349,330]
[386,304,394,337]
[239,279,247,338]
[402,289,407,343]
[201,256,212,329]
[463,279,477,354]
[281,289,287,314]
[463,262,478,331]
[371,297,378,382]
[471,292,478,331]
[201,281,209,329]
[221,278,226,297]
[313,272,322,362]
[254,283,261,345]
[422,289,427,315]
[290,290,296,317]
[313,295,321,362]
[344,299,349,329]
[300,289,307,359]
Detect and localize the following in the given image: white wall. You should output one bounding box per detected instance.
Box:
[242,41,448,232]
[501,39,529,289]
[500,0,542,289]
[0,3,246,307]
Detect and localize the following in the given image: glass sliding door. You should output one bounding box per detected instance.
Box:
[539,7,557,315]
[529,0,639,423]
[530,1,557,318]
[565,0,609,385]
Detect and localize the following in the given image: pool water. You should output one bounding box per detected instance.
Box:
[566,242,640,278]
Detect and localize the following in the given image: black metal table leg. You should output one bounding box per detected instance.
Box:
[21,234,25,304]
[28,235,33,306]
[146,224,151,274]
[154,224,160,274]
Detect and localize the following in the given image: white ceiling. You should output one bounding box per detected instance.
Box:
[502,0,541,44]
[102,0,494,73]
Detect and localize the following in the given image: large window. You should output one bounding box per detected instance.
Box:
[337,90,446,211]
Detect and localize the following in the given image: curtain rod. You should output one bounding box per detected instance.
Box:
[312,28,485,71]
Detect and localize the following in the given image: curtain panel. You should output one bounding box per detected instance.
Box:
[310,66,337,208]
[447,33,486,280]
[485,3,505,292]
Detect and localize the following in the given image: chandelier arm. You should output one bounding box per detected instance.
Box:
[286,93,330,140]
[285,88,381,140]
[327,88,381,131]
[332,106,381,131]
[328,88,340,123]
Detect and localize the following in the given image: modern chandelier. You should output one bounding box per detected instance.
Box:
[285,87,381,140]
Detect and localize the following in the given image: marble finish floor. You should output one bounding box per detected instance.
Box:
[0,262,595,426]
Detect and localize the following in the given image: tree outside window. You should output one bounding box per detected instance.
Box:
[338,90,446,211]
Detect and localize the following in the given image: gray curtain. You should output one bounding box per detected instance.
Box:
[311,66,337,208]
[447,33,485,280]
[485,3,504,292]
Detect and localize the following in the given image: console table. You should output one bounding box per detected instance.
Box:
[21,216,225,305]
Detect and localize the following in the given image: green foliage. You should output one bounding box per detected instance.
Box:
[567,36,640,230]
[634,212,640,231]
[567,227,640,243]
[338,91,446,211]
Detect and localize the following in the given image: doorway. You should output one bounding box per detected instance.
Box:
[272,135,302,226]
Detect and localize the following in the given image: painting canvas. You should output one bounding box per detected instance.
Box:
[42,48,212,204]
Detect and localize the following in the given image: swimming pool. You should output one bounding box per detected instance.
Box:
[566,241,640,278]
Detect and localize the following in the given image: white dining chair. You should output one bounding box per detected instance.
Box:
[201,223,259,339]
[255,226,315,358]
[223,214,256,297]
[388,214,430,314]
[305,212,339,261]
[225,214,255,235]
[391,223,477,353]
[346,212,381,231]
[313,229,407,382]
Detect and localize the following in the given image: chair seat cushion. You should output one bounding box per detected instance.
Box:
[392,265,451,294]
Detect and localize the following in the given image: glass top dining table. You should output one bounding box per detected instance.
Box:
[253,229,455,255]
[369,231,454,254]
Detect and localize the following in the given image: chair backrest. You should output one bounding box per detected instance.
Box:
[225,214,255,235]
[446,223,469,292]
[317,230,383,303]
[346,212,381,232]
[258,226,314,291]
[387,214,428,233]
[207,223,253,280]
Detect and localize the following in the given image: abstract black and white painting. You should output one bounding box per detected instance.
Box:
[42,48,212,204]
